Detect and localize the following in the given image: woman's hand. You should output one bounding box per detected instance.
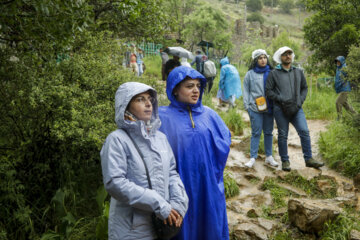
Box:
[163,209,182,227]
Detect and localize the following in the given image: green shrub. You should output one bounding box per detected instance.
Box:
[0,31,161,239]
[224,171,240,199]
[319,121,360,177]
[218,108,245,136]
[247,12,265,24]
[246,0,263,12]
[321,211,360,239]
[279,0,294,14]
[143,55,163,79]
[302,88,337,120]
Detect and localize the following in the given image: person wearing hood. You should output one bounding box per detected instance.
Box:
[191,50,203,72]
[158,66,231,240]
[100,82,188,240]
[265,46,324,172]
[334,56,355,120]
[217,56,242,108]
[243,49,278,168]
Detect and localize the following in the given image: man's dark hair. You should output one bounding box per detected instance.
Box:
[164,59,181,77]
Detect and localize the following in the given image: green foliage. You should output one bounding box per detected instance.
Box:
[279,0,295,14]
[261,179,290,208]
[247,12,265,24]
[224,171,240,199]
[303,0,360,73]
[302,88,337,120]
[346,44,360,91]
[183,6,233,53]
[143,55,163,79]
[246,0,263,12]
[263,0,279,7]
[321,211,360,240]
[319,121,360,177]
[218,109,244,136]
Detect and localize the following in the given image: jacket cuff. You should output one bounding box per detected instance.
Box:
[170,201,186,218]
[158,202,172,220]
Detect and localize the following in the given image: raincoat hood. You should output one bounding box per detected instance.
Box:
[166,66,207,111]
[220,57,230,66]
[273,46,295,64]
[335,56,346,68]
[252,49,270,60]
[115,82,160,133]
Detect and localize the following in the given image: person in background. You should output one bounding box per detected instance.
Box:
[160,48,169,81]
[217,56,242,108]
[136,48,144,76]
[130,53,139,76]
[159,66,231,240]
[265,46,324,172]
[243,49,278,168]
[100,82,188,240]
[164,59,181,80]
[334,56,356,120]
[191,50,203,72]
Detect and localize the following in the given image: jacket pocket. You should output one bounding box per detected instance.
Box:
[132,209,151,229]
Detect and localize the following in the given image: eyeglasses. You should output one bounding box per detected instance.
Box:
[133,96,155,105]
[281,52,293,57]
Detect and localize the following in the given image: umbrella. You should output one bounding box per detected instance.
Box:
[164,47,194,60]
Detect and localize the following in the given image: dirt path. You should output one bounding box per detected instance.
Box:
[222,106,356,239]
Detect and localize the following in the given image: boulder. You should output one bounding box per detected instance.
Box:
[232,222,268,240]
[350,229,360,240]
[288,198,342,233]
[257,218,277,231]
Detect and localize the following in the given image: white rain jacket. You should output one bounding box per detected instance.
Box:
[100,82,188,240]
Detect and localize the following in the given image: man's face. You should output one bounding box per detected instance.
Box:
[336,60,341,67]
[281,51,293,65]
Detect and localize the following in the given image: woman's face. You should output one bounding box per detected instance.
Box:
[128,92,154,121]
[257,55,268,67]
[174,79,201,105]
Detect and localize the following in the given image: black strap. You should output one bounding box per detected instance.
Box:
[123,129,153,189]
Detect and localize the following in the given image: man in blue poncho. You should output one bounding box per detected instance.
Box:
[159,66,231,240]
[217,56,242,108]
[334,56,355,120]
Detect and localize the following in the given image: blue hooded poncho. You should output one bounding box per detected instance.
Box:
[335,56,351,93]
[219,57,242,100]
[159,66,231,240]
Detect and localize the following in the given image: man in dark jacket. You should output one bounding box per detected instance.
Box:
[265,46,324,171]
[191,50,203,72]
[334,56,355,120]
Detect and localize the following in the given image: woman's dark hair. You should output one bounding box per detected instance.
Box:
[165,59,181,77]
[248,55,273,70]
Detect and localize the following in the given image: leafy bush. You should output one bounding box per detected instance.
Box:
[279,0,294,14]
[263,0,279,7]
[247,12,265,24]
[0,31,161,239]
[319,121,360,177]
[218,108,245,136]
[246,0,263,12]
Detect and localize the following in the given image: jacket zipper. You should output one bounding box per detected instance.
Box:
[187,106,195,128]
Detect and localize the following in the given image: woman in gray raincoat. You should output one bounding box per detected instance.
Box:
[100,82,188,240]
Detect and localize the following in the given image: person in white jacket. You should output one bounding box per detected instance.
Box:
[100,82,188,240]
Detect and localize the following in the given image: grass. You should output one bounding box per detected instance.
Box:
[302,87,337,120]
[223,170,240,199]
[218,108,245,136]
[319,120,360,177]
[143,55,162,79]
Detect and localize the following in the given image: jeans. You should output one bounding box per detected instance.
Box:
[273,105,312,162]
[248,109,274,159]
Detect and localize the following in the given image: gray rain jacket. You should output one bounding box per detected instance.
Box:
[100,82,188,240]
[243,69,266,112]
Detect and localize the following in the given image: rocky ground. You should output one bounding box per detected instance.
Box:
[221,107,360,239]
